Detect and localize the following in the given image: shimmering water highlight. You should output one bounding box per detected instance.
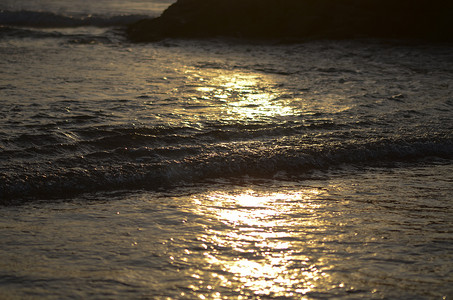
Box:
[1,0,452,298]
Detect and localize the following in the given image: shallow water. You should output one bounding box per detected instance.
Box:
[1,163,452,299]
[1,0,453,298]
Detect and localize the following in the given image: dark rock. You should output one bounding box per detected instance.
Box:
[127,0,453,42]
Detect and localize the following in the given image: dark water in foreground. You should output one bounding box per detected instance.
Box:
[1,1,453,298]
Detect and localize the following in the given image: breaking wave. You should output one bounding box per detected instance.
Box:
[1,130,452,203]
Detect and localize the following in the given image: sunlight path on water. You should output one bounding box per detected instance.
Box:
[187,187,334,298]
[209,74,295,120]
[0,164,452,299]
[179,69,300,124]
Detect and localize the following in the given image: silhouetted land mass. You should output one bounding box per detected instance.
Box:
[127,0,453,42]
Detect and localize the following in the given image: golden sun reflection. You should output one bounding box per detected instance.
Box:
[194,73,295,120]
[191,188,330,298]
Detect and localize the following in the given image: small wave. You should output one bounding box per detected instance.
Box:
[1,137,452,204]
[0,10,148,28]
[0,26,63,39]
[0,24,119,43]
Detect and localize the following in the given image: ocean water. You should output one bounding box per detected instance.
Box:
[1,0,453,298]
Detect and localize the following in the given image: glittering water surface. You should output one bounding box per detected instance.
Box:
[2,39,452,200]
[1,164,452,299]
[1,0,453,298]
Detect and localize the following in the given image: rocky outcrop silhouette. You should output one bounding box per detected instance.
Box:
[127,0,453,42]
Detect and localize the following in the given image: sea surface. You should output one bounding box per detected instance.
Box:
[1,0,453,298]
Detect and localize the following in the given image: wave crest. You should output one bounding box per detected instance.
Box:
[1,137,452,204]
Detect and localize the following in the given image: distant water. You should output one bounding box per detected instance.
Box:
[1,0,452,298]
